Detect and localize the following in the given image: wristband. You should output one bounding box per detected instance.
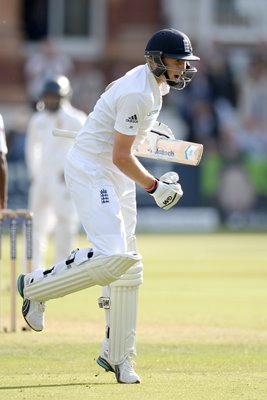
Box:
[144,179,158,193]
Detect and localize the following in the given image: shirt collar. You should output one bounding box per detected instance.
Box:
[145,64,170,96]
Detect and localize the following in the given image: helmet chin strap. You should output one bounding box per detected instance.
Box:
[163,64,197,90]
[163,71,186,90]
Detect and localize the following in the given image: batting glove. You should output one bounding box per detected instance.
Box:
[147,121,175,152]
[145,172,183,210]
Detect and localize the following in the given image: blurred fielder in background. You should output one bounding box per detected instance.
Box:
[0,114,8,209]
[18,29,199,384]
[25,76,87,267]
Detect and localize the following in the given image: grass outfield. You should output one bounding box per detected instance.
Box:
[0,232,267,400]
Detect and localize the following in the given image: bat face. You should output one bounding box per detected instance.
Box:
[132,138,203,166]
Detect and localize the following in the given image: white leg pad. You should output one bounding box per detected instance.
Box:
[23,249,141,302]
[107,261,143,365]
[100,235,143,365]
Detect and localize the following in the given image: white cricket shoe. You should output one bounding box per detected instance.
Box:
[17,274,45,332]
[22,298,45,331]
[115,357,141,384]
[96,353,141,384]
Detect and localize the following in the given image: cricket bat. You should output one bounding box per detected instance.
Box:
[52,128,203,166]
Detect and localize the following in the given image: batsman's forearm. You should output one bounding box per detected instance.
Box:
[113,153,155,188]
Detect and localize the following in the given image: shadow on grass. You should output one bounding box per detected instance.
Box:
[0,382,117,390]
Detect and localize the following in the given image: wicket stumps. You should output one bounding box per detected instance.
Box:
[0,209,33,332]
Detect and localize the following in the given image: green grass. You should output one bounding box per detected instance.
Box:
[0,233,267,399]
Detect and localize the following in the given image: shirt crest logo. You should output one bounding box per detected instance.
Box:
[100,189,109,204]
[183,38,191,53]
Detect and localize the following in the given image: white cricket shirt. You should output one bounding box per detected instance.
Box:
[75,64,169,159]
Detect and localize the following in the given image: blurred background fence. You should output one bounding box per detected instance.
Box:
[1,0,267,231]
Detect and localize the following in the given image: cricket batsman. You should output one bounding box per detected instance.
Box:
[17,28,199,384]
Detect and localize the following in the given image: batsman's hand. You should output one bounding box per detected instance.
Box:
[147,121,175,152]
[146,172,183,210]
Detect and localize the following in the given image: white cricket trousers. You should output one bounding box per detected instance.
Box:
[64,146,137,255]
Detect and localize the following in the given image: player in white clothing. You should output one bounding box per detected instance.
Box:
[0,114,8,209]
[25,76,87,267]
[18,29,199,384]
